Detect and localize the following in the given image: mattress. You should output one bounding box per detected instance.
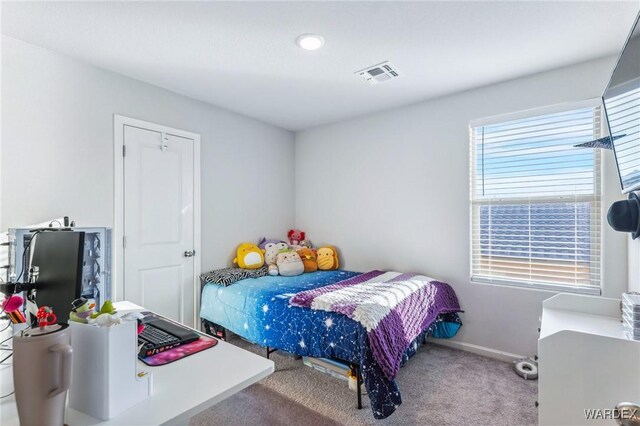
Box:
[200,271,363,359]
[199,270,461,418]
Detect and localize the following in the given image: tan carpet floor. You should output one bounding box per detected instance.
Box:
[190,335,538,426]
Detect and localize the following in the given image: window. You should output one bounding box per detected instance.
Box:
[470,104,602,294]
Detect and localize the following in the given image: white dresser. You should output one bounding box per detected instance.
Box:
[538,293,640,425]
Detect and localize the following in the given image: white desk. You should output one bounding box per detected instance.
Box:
[0,301,274,425]
[538,293,640,426]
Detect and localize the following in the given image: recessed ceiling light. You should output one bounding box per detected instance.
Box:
[296,34,325,51]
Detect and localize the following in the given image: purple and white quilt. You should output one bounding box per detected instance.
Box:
[290,271,461,381]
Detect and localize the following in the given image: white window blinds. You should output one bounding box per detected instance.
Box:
[470,105,602,294]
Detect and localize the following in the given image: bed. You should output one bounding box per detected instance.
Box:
[200,270,462,419]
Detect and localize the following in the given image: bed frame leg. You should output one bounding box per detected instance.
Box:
[354,364,363,409]
[266,346,277,359]
[202,319,212,336]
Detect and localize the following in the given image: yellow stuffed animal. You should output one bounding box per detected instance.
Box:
[233,242,265,269]
[316,246,339,270]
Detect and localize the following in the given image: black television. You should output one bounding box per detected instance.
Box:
[603,12,640,193]
[30,231,85,325]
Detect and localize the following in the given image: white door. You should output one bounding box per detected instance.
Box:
[123,124,197,326]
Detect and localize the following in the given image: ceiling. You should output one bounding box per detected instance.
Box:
[2,1,639,131]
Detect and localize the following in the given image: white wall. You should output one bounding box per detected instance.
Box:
[1,36,295,274]
[630,238,640,292]
[295,56,628,358]
[2,35,631,358]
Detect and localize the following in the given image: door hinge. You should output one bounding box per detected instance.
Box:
[123,236,127,248]
[123,145,126,157]
[161,132,168,152]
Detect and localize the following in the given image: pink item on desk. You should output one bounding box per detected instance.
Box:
[141,335,218,366]
[2,294,23,312]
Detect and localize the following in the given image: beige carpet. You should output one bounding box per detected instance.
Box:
[190,335,538,426]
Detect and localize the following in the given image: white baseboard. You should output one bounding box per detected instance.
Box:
[427,338,525,363]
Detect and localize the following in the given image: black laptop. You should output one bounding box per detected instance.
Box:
[138,312,200,358]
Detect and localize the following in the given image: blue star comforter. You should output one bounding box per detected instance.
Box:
[199,270,461,419]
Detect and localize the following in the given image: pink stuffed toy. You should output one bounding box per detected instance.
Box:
[287,229,306,246]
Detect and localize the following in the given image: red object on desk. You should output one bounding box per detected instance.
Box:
[36,306,57,327]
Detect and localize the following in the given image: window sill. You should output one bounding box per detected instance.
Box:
[471,276,602,296]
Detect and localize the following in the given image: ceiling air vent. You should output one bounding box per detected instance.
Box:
[355,61,401,85]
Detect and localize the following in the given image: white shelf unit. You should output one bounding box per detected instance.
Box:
[538,293,640,425]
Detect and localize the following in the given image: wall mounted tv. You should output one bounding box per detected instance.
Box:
[603,12,640,193]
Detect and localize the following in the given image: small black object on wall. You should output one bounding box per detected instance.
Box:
[607,192,640,240]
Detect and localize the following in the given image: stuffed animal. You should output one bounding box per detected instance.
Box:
[287,229,306,246]
[69,297,96,323]
[90,300,116,319]
[317,246,339,270]
[233,242,265,269]
[276,251,304,276]
[297,247,318,273]
[263,241,289,276]
[263,242,289,264]
[258,237,285,250]
[290,239,312,251]
[266,263,279,276]
[299,239,312,248]
[86,300,121,327]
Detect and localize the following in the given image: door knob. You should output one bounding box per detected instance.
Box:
[184,250,196,257]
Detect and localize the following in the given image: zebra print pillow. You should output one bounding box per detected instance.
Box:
[200,266,269,287]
